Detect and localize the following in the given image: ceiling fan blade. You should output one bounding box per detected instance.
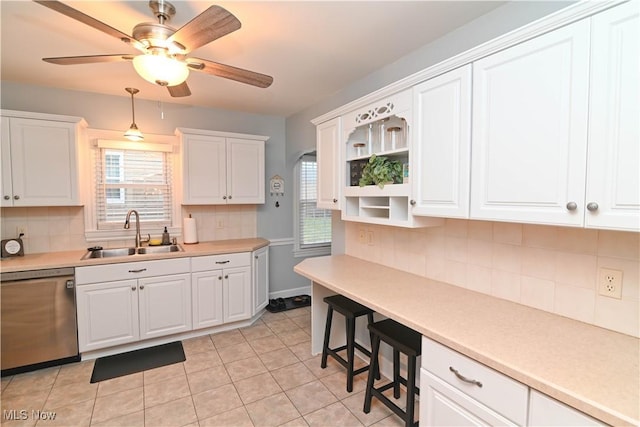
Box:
[187,58,273,88]
[43,54,134,65]
[33,0,142,49]
[167,82,191,97]
[168,5,241,53]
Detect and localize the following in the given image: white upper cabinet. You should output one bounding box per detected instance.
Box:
[470,19,591,226]
[316,117,342,210]
[1,111,86,207]
[178,128,267,205]
[585,1,639,231]
[412,64,472,219]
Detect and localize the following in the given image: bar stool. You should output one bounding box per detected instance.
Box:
[321,294,379,392]
[364,319,421,427]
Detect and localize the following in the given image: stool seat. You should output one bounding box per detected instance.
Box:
[364,319,421,427]
[321,294,379,392]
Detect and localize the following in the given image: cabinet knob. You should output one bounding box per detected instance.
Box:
[255,255,258,259]
[228,195,232,200]
[139,285,144,290]
[218,276,222,280]
[566,201,577,211]
[333,198,337,203]
[410,199,416,206]
[3,195,9,200]
[131,286,136,291]
[223,195,227,200]
[224,275,228,279]
[587,202,599,212]
[13,195,19,200]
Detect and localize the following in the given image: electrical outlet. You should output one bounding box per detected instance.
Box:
[16,226,26,237]
[358,229,366,244]
[367,230,375,246]
[598,268,623,299]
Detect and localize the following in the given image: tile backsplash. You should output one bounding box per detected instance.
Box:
[345,220,640,338]
[0,205,256,253]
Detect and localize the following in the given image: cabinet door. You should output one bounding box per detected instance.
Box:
[412,65,472,218]
[470,20,590,226]
[1,117,12,207]
[420,369,518,427]
[223,266,252,323]
[528,390,603,426]
[138,273,192,339]
[192,270,224,329]
[76,279,139,352]
[227,138,265,204]
[252,247,269,315]
[316,117,341,210]
[585,1,640,231]
[182,134,227,204]
[8,117,79,206]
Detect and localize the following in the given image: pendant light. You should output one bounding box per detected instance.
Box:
[124,87,144,142]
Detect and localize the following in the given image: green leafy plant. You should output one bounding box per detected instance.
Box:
[358,154,403,188]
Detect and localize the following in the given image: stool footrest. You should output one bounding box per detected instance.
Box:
[368,387,418,426]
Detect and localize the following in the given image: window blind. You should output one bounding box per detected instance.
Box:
[95,146,173,229]
[298,154,331,248]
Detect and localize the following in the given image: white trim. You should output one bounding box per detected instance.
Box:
[1,109,87,126]
[97,139,173,152]
[175,127,269,142]
[311,1,624,125]
[293,246,331,258]
[268,238,295,246]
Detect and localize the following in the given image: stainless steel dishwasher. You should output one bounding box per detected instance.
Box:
[1,267,80,376]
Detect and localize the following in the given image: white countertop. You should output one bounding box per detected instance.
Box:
[0,238,270,273]
[294,255,639,426]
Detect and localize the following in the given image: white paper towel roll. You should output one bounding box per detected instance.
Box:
[183,217,198,244]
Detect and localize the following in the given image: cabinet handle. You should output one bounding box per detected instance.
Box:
[139,285,144,290]
[128,268,147,273]
[223,195,227,200]
[449,366,483,388]
[566,201,577,211]
[587,202,599,212]
[3,195,9,200]
[410,199,416,206]
[333,198,337,203]
[215,260,230,264]
[13,195,19,200]
[131,285,136,291]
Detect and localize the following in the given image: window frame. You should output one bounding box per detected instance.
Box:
[83,129,182,242]
[293,151,332,258]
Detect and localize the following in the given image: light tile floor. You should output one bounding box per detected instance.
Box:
[1,307,414,427]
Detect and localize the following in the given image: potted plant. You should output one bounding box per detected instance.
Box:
[358,154,403,188]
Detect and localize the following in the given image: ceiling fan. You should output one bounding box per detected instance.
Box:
[34,0,274,97]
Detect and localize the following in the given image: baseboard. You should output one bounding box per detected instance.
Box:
[269,285,311,300]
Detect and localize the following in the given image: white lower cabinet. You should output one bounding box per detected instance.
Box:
[528,390,603,426]
[191,253,252,328]
[252,246,269,315]
[75,258,191,352]
[421,337,528,426]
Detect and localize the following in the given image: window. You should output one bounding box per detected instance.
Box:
[294,152,331,256]
[94,140,173,230]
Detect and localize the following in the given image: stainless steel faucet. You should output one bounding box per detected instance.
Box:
[124,209,150,248]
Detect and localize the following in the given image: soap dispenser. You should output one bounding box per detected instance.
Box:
[162,227,170,245]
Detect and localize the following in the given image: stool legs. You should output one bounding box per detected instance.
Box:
[393,350,400,399]
[363,333,381,414]
[405,354,418,427]
[320,305,334,369]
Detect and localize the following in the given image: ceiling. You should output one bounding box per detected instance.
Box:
[1,1,505,117]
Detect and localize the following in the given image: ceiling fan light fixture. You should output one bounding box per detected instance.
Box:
[124,88,144,142]
[133,54,189,87]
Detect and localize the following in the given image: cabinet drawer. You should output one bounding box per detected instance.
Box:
[76,258,190,284]
[191,252,250,272]
[422,337,528,425]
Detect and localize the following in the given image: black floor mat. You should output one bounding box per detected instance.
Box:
[90,341,185,383]
[266,295,311,313]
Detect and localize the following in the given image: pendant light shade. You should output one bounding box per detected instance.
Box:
[133,54,189,87]
[124,87,144,142]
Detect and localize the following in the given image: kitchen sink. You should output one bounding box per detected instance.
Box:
[136,245,183,255]
[81,244,183,260]
[81,247,136,259]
